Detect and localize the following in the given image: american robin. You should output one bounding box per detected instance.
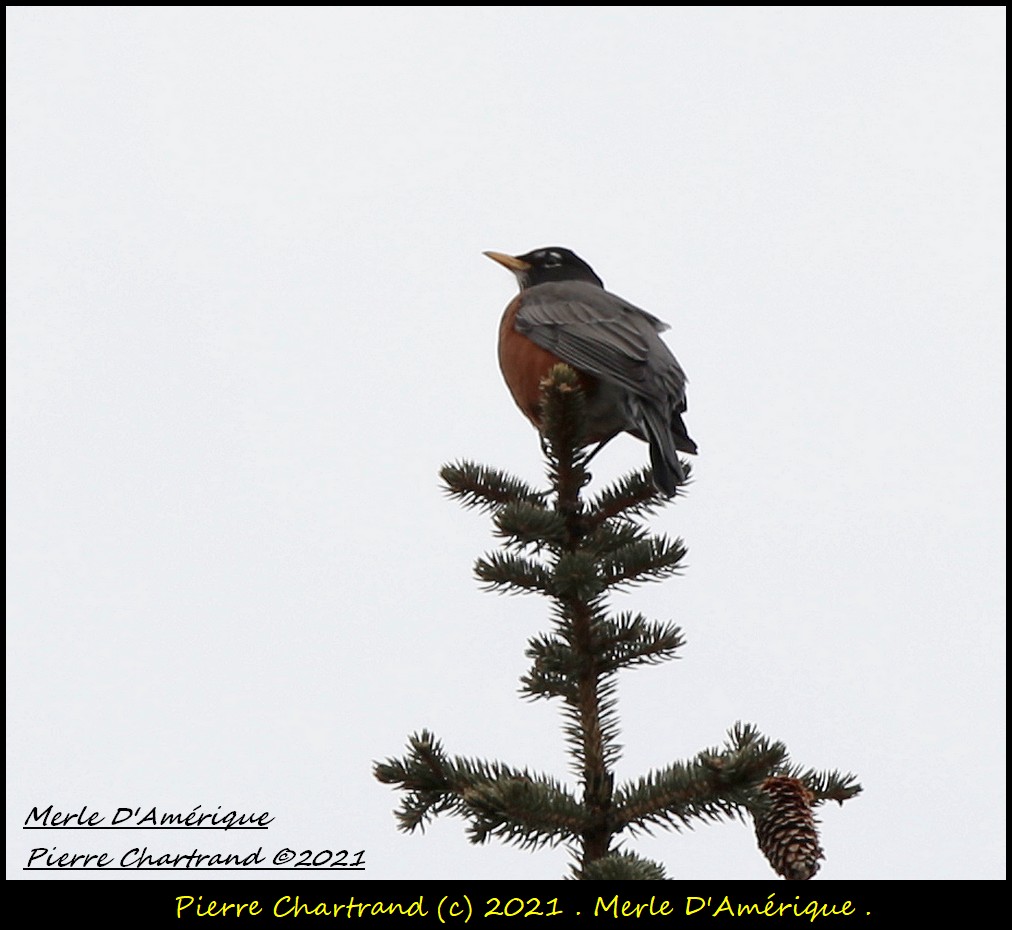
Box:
[485,247,697,496]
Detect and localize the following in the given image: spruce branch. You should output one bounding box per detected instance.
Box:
[441,461,546,513]
[522,633,583,700]
[538,364,592,507]
[583,519,652,556]
[551,550,608,601]
[612,737,787,835]
[595,612,686,673]
[463,777,587,849]
[587,468,671,525]
[773,765,863,807]
[474,551,553,594]
[579,849,669,880]
[493,501,567,549]
[597,534,688,588]
[610,724,790,836]
[374,730,582,847]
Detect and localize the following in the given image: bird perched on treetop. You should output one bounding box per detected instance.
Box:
[485,247,697,496]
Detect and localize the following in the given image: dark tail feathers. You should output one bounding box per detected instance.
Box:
[637,403,697,496]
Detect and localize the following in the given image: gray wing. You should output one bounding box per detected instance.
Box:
[515,280,689,410]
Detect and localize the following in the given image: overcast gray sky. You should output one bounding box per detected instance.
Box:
[7,6,1005,881]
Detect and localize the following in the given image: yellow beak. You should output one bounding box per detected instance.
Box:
[483,251,531,273]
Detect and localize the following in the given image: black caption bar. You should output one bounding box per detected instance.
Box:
[8,879,995,928]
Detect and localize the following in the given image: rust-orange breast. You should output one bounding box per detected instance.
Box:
[498,295,598,431]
